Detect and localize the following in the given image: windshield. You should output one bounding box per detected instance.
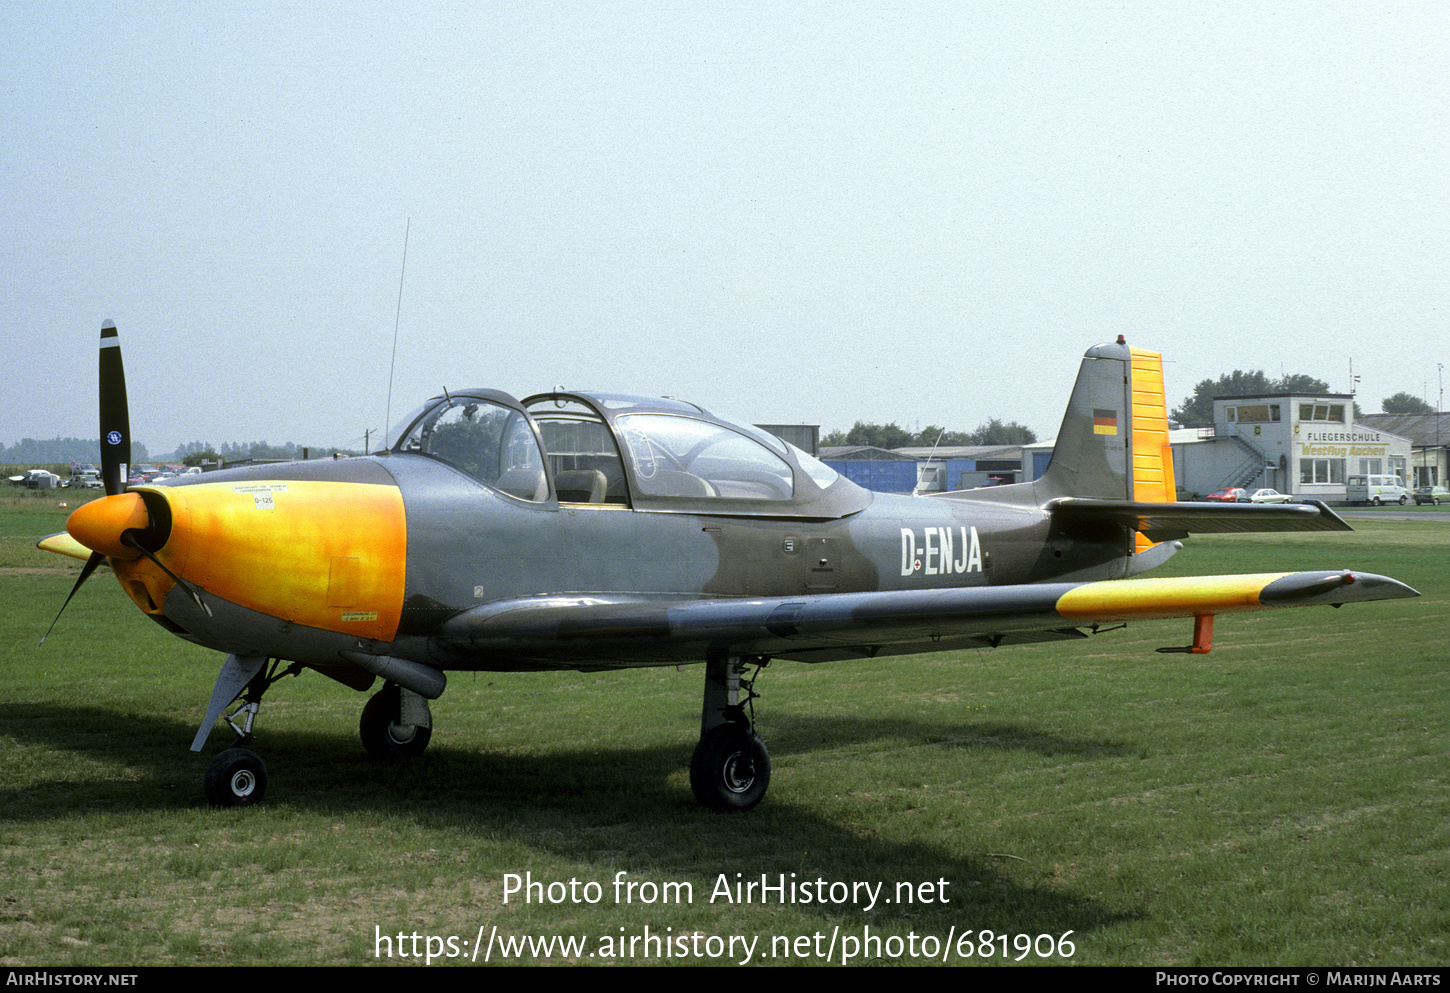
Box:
[395,396,548,501]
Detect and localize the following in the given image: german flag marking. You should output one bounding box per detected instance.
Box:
[1092,408,1118,435]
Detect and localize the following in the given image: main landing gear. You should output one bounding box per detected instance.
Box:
[359,682,433,759]
[690,655,771,812]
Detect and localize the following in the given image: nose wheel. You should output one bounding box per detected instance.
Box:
[204,748,268,806]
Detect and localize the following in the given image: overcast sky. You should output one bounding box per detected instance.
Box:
[3,3,1446,455]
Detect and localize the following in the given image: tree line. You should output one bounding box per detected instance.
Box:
[0,437,151,465]
[822,418,1038,449]
[0,437,358,466]
[1167,371,1433,427]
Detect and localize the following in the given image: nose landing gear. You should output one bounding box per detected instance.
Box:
[195,655,303,807]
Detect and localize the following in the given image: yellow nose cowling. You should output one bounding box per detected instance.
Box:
[96,481,408,643]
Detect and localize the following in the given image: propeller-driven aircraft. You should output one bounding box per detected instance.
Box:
[39,323,1417,810]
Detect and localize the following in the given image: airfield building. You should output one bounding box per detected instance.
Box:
[815,391,1417,503]
[818,445,1025,494]
[817,446,920,493]
[1178,394,1412,500]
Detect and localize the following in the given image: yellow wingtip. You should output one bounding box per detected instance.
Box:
[37,532,93,562]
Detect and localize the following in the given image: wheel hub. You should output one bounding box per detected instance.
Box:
[229,769,257,797]
[722,749,756,793]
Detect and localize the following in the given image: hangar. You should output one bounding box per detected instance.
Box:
[1356,411,1450,490]
[819,445,1025,494]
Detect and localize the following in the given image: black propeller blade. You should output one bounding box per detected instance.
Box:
[39,550,106,647]
[39,320,135,645]
[99,319,130,497]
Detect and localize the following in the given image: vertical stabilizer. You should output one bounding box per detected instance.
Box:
[1036,340,1133,501]
[1037,339,1177,513]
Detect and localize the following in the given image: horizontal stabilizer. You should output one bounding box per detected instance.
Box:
[1046,498,1352,542]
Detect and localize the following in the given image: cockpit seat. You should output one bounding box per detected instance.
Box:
[645,470,717,498]
[496,467,548,502]
[555,468,608,503]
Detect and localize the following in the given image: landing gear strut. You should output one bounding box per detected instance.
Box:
[690,655,770,812]
[195,655,303,807]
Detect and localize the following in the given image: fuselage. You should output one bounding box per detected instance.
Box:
[97,441,1134,673]
[69,382,1148,673]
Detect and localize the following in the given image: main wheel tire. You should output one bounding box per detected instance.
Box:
[690,724,770,812]
[1399,495,1408,506]
[360,684,432,759]
[205,748,268,807]
[1373,497,1382,506]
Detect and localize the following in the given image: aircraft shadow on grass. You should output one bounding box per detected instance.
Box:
[1,698,1141,938]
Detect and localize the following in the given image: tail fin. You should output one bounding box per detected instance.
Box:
[1037,339,1176,518]
[1031,339,1176,564]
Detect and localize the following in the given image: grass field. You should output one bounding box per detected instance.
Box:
[0,508,1445,966]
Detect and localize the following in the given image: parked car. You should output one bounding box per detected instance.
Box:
[1413,485,1449,506]
[67,463,102,488]
[125,463,162,485]
[1204,487,1247,502]
[10,469,62,489]
[1248,488,1292,504]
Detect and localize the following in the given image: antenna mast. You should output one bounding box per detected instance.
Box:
[384,218,410,450]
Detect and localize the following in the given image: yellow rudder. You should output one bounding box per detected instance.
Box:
[1129,348,1177,553]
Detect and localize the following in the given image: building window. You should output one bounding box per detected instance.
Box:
[1233,404,1280,423]
[1300,458,1345,484]
[1298,404,1345,423]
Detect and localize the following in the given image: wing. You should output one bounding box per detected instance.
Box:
[430,570,1417,670]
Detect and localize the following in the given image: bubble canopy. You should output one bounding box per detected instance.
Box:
[390,389,864,518]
